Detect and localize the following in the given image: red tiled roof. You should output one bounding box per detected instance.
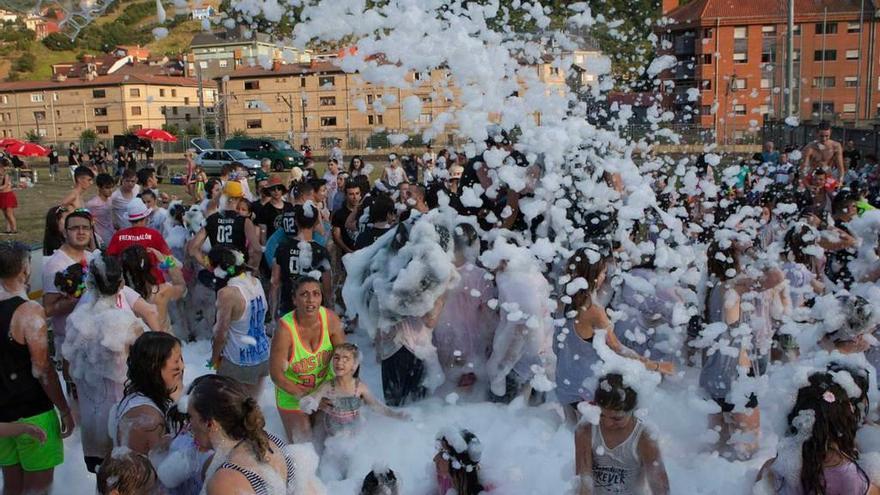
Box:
[0,74,201,92]
[666,0,870,25]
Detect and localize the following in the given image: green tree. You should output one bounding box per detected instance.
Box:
[80,129,98,141]
[24,130,41,143]
[161,123,181,135]
[13,52,35,73]
[43,32,75,51]
[231,128,248,137]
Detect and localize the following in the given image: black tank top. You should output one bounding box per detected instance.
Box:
[0,297,54,421]
[206,210,248,256]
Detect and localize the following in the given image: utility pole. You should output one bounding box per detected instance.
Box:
[785,0,795,119]
[855,0,866,126]
[279,93,294,144]
[819,7,828,121]
[196,63,206,137]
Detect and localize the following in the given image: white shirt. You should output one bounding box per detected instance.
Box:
[110,185,141,230]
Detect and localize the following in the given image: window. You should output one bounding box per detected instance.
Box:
[733,104,747,115]
[184,97,190,105]
[319,96,336,106]
[701,54,713,65]
[300,77,306,88]
[845,76,859,88]
[131,106,142,116]
[793,49,800,61]
[94,107,107,116]
[816,22,837,34]
[33,111,45,121]
[244,80,260,90]
[52,93,58,101]
[700,79,712,90]
[218,60,228,68]
[171,89,176,97]
[814,50,837,61]
[762,25,776,37]
[96,125,109,134]
[734,26,748,38]
[318,76,335,87]
[792,24,801,35]
[245,100,263,109]
[843,103,856,113]
[846,49,859,60]
[0,95,6,104]
[130,88,140,97]
[733,51,748,63]
[92,89,105,98]
[199,61,207,69]
[702,28,713,39]
[812,77,835,88]
[847,22,860,33]
[761,78,771,89]
[159,89,165,97]
[367,94,374,104]
[812,102,834,114]
[419,113,433,123]
[246,119,262,129]
[320,116,337,127]
[368,115,374,125]
[758,105,770,115]
[549,67,560,76]
[700,105,712,115]
[413,71,426,80]
[30,93,43,102]
[172,107,178,115]
[732,78,747,90]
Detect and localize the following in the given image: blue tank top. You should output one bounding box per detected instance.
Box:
[554,316,601,405]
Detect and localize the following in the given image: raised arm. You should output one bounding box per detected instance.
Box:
[360,383,408,419]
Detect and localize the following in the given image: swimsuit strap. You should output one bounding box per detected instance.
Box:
[218,462,269,495]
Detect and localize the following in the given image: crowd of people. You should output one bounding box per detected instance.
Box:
[1,120,880,495]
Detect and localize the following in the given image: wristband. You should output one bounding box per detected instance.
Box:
[159,256,177,270]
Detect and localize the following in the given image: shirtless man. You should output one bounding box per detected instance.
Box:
[59,166,95,211]
[802,121,845,182]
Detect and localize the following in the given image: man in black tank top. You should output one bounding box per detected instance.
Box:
[0,241,74,492]
[189,181,261,271]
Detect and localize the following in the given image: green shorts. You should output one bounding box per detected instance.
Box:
[0,409,64,472]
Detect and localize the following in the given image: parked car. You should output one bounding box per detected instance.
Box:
[223,137,304,171]
[194,149,262,175]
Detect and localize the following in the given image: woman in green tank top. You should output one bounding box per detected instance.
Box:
[269,277,345,443]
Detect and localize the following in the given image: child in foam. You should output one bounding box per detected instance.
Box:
[62,254,147,473]
[574,374,670,495]
[301,343,407,449]
[434,428,493,494]
[756,372,880,495]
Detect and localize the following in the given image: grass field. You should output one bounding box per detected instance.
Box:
[7,174,191,246]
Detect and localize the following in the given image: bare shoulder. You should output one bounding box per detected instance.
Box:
[206,469,251,495]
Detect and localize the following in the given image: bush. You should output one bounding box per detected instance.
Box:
[13,52,36,73]
[80,129,97,141]
[161,123,180,135]
[117,1,156,26]
[184,124,200,136]
[231,129,248,137]
[42,32,75,51]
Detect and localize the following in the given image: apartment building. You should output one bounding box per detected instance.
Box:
[187,27,311,81]
[658,0,879,142]
[217,51,599,147]
[0,74,215,140]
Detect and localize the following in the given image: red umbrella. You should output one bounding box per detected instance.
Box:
[134,128,178,142]
[0,138,22,148]
[5,142,49,157]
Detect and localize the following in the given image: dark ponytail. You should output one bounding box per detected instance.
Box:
[91,253,124,296]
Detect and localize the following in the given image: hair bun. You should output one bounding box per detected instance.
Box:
[243,397,257,412]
